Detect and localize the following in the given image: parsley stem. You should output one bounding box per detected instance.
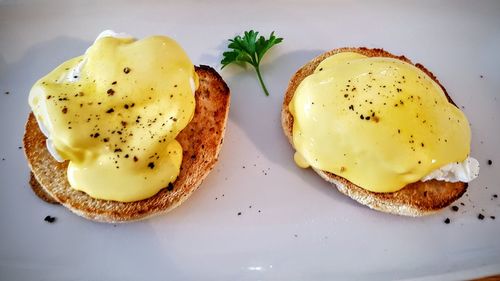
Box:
[254,66,269,96]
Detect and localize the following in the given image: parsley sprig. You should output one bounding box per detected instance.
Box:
[221,30,283,96]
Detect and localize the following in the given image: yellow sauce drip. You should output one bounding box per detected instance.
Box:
[29,35,198,202]
[289,52,470,192]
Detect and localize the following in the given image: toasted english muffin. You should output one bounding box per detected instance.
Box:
[281,47,467,216]
[29,172,58,204]
[24,65,230,222]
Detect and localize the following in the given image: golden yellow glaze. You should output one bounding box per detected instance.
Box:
[29,35,198,202]
[289,52,470,192]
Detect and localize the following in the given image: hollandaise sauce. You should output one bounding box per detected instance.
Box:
[289,52,471,192]
[29,35,198,202]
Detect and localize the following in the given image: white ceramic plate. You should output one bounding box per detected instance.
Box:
[1,1,499,280]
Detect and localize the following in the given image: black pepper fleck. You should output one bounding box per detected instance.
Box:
[478,214,485,220]
[167,182,174,191]
[451,205,459,212]
[123,67,131,74]
[44,215,56,223]
[487,159,493,165]
[444,218,450,224]
[106,108,114,113]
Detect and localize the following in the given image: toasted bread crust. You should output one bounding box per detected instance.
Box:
[281,47,467,216]
[29,172,58,204]
[24,65,230,222]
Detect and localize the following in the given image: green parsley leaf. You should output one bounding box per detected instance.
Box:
[221,30,283,96]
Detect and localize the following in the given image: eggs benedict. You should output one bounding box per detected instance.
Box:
[282,47,478,216]
[24,31,230,222]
